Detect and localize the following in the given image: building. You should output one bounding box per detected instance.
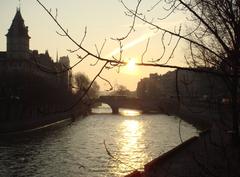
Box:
[137,70,229,101]
[0,8,73,121]
[0,8,71,90]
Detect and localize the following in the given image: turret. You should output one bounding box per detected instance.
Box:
[6,8,30,59]
[59,56,71,89]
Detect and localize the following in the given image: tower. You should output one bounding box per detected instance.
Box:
[59,56,71,89]
[6,8,30,59]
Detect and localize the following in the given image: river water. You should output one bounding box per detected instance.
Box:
[0,107,197,177]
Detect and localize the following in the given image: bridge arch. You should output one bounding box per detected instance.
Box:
[91,95,162,114]
[91,100,119,114]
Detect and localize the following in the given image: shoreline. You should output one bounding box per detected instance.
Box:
[0,104,91,134]
[125,102,239,177]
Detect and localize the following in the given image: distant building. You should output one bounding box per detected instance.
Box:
[6,8,30,59]
[137,70,229,100]
[0,8,75,121]
[0,8,71,90]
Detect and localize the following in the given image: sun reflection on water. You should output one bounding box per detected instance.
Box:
[119,109,142,117]
[121,120,141,151]
[112,119,148,175]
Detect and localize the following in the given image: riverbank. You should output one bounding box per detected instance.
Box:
[0,102,91,134]
[126,128,240,177]
[125,102,240,177]
[160,100,223,130]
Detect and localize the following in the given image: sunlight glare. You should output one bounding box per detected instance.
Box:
[125,120,139,131]
[123,58,138,75]
[120,109,141,117]
[105,31,158,58]
[115,119,147,172]
[127,58,136,71]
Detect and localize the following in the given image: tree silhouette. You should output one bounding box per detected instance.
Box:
[119,0,240,140]
[35,0,240,139]
[34,0,240,176]
[74,72,100,99]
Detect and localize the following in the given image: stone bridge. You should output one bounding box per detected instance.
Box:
[91,96,163,114]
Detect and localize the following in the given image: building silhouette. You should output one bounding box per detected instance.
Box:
[0,8,73,121]
[0,8,71,90]
[6,8,30,59]
[137,70,229,101]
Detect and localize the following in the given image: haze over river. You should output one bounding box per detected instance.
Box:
[0,107,197,177]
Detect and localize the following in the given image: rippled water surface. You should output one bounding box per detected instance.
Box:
[0,108,197,177]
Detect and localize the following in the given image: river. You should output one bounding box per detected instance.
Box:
[0,107,198,177]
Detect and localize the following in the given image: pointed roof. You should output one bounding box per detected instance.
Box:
[6,8,30,38]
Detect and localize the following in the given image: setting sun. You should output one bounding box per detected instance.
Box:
[124,58,138,75]
[127,58,136,70]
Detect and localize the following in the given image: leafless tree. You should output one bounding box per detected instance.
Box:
[74,72,100,99]
[118,0,240,140]
[34,0,240,176]
[35,0,210,114]
[117,0,240,176]
[35,0,240,138]
[110,84,132,96]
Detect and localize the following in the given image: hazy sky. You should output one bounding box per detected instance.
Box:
[0,0,187,91]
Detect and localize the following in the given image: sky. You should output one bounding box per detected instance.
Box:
[0,0,188,91]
